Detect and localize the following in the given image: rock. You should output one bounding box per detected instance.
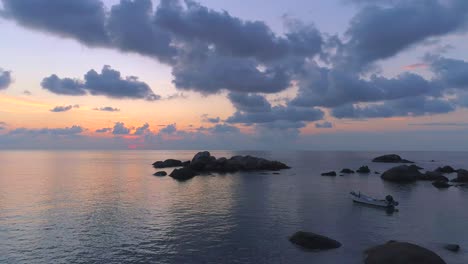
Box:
[169,167,198,181]
[381,165,422,183]
[357,166,371,174]
[182,161,191,167]
[375,171,380,174]
[435,166,456,174]
[444,244,460,252]
[451,169,468,182]
[364,241,446,264]
[432,181,451,189]
[153,159,183,168]
[153,171,167,176]
[321,171,337,176]
[340,168,355,174]
[289,231,341,250]
[409,164,424,170]
[419,171,449,181]
[372,154,414,163]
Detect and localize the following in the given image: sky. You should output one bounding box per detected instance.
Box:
[1,0,468,150]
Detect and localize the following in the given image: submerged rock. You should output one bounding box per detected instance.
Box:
[357,166,371,174]
[289,231,341,250]
[432,181,451,189]
[169,167,198,181]
[435,166,456,174]
[372,154,414,163]
[451,169,468,182]
[364,241,446,264]
[381,165,422,183]
[419,171,449,181]
[153,171,167,177]
[321,171,337,176]
[153,159,184,168]
[444,244,460,252]
[340,168,355,174]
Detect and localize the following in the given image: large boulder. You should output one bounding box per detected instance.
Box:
[190,151,216,171]
[419,171,449,181]
[289,231,341,250]
[357,166,371,174]
[435,166,456,174]
[153,159,183,168]
[153,171,167,177]
[341,168,355,174]
[432,181,451,189]
[444,244,460,252]
[452,169,468,183]
[372,154,414,163]
[321,171,337,176]
[169,167,198,181]
[364,241,446,264]
[381,165,422,183]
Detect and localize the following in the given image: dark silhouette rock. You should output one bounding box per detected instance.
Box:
[169,167,198,181]
[381,165,422,183]
[153,171,167,176]
[182,161,191,167]
[357,166,371,174]
[435,166,456,174]
[340,168,355,174]
[419,171,449,181]
[289,231,341,250]
[375,171,380,174]
[432,181,451,189]
[452,169,468,182]
[321,171,337,176]
[153,159,183,168]
[409,164,424,170]
[444,244,460,252]
[372,154,414,163]
[364,241,446,264]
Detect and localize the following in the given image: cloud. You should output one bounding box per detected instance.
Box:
[96,127,112,133]
[112,122,131,135]
[342,0,468,69]
[23,90,32,95]
[93,106,120,112]
[315,121,333,128]
[209,124,240,134]
[228,93,271,113]
[408,122,468,127]
[134,123,150,135]
[0,69,12,90]
[42,65,160,101]
[159,123,177,134]
[403,63,428,71]
[50,105,79,112]
[0,121,7,130]
[332,96,455,119]
[1,0,109,46]
[201,115,221,123]
[9,125,84,136]
[429,55,468,89]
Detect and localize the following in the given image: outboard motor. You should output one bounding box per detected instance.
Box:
[385,195,397,206]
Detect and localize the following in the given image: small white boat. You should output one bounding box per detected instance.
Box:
[350,191,399,209]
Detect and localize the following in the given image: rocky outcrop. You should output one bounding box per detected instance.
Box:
[432,181,451,189]
[169,167,198,181]
[153,171,167,176]
[419,171,449,181]
[364,241,446,264]
[435,166,456,174]
[372,154,414,163]
[289,231,341,250]
[444,244,460,252]
[381,165,422,183]
[451,169,468,183]
[153,159,184,168]
[340,168,355,174]
[321,171,337,176]
[357,166,371,174]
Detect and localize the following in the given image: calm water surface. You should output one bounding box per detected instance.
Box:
[0,151,467,263]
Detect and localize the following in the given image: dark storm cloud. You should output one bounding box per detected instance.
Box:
[315,121,333,128]
[0,69,12,90]
[9,125,84,136]
[343,0,468,68]
[96,127,112,133]
[93,106,120,112]
[332,96,455,119]
[112,122,131,135]
[50,105,75,112]
[41,74,87,95]
[1,0,109,46]
[42,66,160,101]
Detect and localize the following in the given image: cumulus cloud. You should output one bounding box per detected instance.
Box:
[96,127,112,133]
[42,65,160,101]
[9,125,84,136]
[159,123,177,134]
[0,69,12,90]
[50,105,79,112]
[228,93,271,113]
[315,121,333,128]
[93,106,120,112]
[134,123,150,135]
[112,122,131,135]
[201,115,221,123]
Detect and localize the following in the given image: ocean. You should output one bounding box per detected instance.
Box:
[0,150,467,264]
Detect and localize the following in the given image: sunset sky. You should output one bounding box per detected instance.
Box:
[1,0,468,150]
